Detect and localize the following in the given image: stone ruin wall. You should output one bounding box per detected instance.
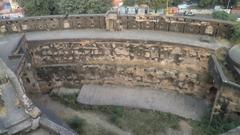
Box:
[212,85,240,116]
[0,14,234,38]
[21,39,213,98]
[208,55,240,116]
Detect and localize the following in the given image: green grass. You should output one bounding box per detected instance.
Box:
[50,93,240,135]
[50,93,180,134]
[68,116,117,135]
[190,115,240,135]
[68,116,86,133]
[110,108,180,135]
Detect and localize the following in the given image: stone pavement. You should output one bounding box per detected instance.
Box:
[78,85,210,120]
[25,29,224,49]
[0,34,23,71]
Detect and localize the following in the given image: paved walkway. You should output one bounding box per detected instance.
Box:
[25,29,223,49]
[78,85,210,120]
[0,34,23,71]
[0,29,230,72]
[0,83,30,130]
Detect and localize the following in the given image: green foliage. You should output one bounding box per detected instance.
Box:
[232,22,240,43]
[51,93,240,135]
[191,115,240,135]
[123,0,136,6]
[59,0,84,14]
[149,0,167,10]
[68,116,86,133]
[19,0,112,16]
[198,0,213,8]
[51,93,180,135]
[18,0,59,16]
[82,0,112,14]
[212,11,237,21]
[109,106,124,123]
[170,0,182,6]
[112,109,179,135]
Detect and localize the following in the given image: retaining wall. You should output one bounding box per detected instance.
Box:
[20,39,213,98]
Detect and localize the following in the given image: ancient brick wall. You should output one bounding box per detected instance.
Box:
[0,14,234,38]
[23,39,212,98]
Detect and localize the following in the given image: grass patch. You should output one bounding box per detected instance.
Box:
[68,116,117,135]
[190,115,240,135]
[50,93,180,135]
[68,116,86,133]
[50,93,240,135]
[111,109,180,135]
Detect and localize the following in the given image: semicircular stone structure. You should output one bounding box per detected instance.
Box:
[24,39,211,98]
[1,13,240,134]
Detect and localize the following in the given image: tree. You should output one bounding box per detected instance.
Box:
[59,0,112,14]
[232,22,240,43]
[136,0,149,5]
[18,0,59,16]
[84,0,112,14]
[19,0,112,16]
[198,0,213,8]
[170,0,182,6]
[58,0,84,14]
[123,0,136,6]
[149,0,167,12]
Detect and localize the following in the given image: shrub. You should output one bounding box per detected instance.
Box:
[212,11,237,21]
[232,22,240,43]
[68,116,86,133]
[191,115,240,135]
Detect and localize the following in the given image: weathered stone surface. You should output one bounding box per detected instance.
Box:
[23,39,212,98]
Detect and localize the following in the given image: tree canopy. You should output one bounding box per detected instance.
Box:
[18,0,112,16]
[18,0,59,16]
[198,0,239,8]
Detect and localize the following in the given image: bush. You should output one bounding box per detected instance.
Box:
[232,22,240,43]
[191,115,240,135]
[68,116,86,133]
[212,11,237,21]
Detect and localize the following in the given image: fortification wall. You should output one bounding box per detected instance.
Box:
[21,39,212,98]
[0,14,234,38]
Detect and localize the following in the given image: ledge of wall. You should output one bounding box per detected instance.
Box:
[0,14,234,39]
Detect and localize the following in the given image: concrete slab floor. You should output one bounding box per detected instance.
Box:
[78,84,210,120]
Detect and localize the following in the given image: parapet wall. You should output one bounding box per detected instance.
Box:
[21,39,212,98]
[0,14,234,38]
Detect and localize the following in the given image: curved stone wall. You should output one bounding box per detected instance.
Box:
[0,14,234,38]
[1,14,239,132]
[21,39,212,98]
